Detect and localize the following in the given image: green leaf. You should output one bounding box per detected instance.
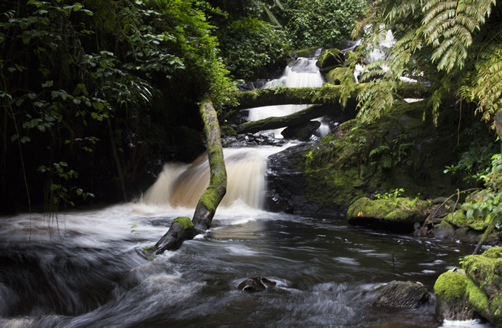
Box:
[20,136,31,143]
[42,80,54,88]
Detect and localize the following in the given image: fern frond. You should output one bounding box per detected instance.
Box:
[357,80,397,123]
[421,0,495,73]
[472,45,502,126]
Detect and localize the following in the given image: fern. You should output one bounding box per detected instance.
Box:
[369,145,390,157]
[473,44,502,125]
[422,0,496,73]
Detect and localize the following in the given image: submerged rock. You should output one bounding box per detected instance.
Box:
[238,277,277,292]
[371,281,430,308]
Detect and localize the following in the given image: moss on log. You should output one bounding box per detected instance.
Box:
[192,101,227,231]
[231,83,428,110]
[236,104,335,134]
[153,100,227,254]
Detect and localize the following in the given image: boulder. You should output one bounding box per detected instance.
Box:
[434,270,476,321]
[371,281,430,308]
[434,247,502,326]
[316,48,344,71]
[238,277,277,292]
[281,120,321,140]
[347,197,434,232]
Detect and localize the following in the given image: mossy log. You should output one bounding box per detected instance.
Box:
[236,104,335,134]
[192,101,227,232]
[231,83,428,110]
[153,101,227,254]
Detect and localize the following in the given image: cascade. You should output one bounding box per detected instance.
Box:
[143,56,327,210]
[247,54,328,137]
[142,147,282,209]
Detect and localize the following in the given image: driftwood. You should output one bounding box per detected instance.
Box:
[153,100,227,254]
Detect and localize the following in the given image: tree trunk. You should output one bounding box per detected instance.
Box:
[231,83,428,110]
[153,100,227,254]
[236,103,341,134]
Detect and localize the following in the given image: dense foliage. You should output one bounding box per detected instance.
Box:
[341,0,502,229]
[280,0,366,49]
[0,0,236,212]
[343,0,502,127]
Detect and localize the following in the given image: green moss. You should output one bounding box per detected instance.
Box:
[172,217,194,230]
[466,212,493,231]
[444,210,467,227]
[466,278,490,317]
[489,294,502,318]
[482,246,502,259]
[347,197,432,223]
[220,125,236,136]
[434,271,468,300]
[325,67,349,85]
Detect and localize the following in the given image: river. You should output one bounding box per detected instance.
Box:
[0,55,491,328]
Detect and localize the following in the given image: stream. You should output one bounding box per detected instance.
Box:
[0,203,486,327]
[0,56,491,328]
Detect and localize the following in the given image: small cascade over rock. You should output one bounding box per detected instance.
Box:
[142,147,283,209]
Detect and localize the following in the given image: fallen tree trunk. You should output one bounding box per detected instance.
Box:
[153,100,227,254]
[236,103,335,134]
[232,82,428,110]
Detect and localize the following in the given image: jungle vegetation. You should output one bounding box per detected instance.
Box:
[345,0,502,228]
[0,0,364,213]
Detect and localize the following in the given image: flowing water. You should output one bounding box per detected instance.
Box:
[0,56,491,328]
[0,203,488,328]
[247,56,328,138]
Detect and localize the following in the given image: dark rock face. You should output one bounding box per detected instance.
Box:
[265,143,343,216]
[281,120,321,141]
[371,281,430,308]
[238,277,277,292]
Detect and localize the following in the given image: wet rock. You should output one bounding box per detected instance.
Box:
[265,143,343,215]
[221,133,286,148]
[238,277,277,292]
[281,120,321,141]
[371,281,430,308]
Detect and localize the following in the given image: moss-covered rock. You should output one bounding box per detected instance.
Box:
[290,47,320,58]
[434,247,502,326]
[443,210,468,227]
[325,67,352,85]
[434,270,476,321]
[316,48,343,70]
[347,196,434,231]
[301,100,467,210]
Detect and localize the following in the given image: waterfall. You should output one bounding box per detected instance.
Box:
[247,55,327,138]
[142,55,329,210]
[142,147,283,209]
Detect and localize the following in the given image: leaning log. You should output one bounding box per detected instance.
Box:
[153,100,227,254]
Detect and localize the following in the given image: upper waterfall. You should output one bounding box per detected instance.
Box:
[247,55,327,138]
